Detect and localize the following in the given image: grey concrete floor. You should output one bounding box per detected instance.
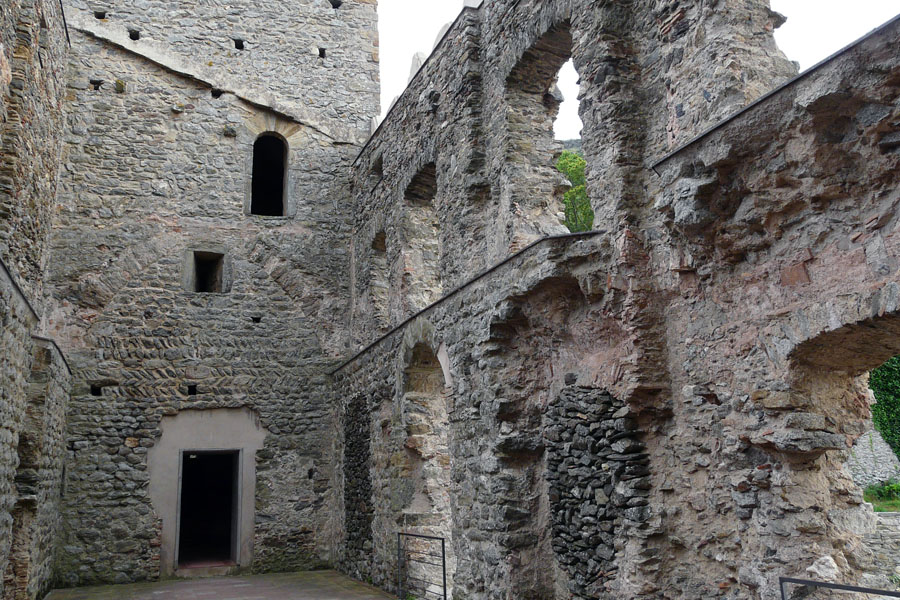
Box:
[46,570,393,600]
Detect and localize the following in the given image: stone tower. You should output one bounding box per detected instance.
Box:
[42,0,379,585]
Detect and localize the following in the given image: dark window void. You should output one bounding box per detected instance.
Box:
[178,451,238,566]
[405,162,437,206]
[94,11,106,19]
[233,38,244,50]
[318,47,326,58]
[329,0,342,7]
[187,384,198,396]
[194,252,224,293]
[251,134,287,216]
[211,88,223,99]
[90,385,102,397]
[90,79,103,90]
[128,29,140,41]
[372,154,384,179]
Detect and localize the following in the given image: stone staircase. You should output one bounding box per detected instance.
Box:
[864,512,900,587]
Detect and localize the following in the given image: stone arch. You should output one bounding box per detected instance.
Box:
[751,287,900,588]
[401,162,442,314]
[501,19,577,250]
[394,319,455,596]
[241,113,305,218]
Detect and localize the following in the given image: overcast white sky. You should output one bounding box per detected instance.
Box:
[377,1,899,140]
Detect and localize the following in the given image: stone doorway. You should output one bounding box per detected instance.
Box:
[177,451,240,568]
[147,408,267,577]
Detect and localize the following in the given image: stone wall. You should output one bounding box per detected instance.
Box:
[62,0,378,141]
[0,265,38,599]
[864,513,900,589]
[342,393,373,580]
[544,388,648,599]
[0,0,69,304]
[43,0,378,586]
[847,429,900,489]
[338,1,900,599]
[647,15,900,596]
[0,1,71,597]
[3,337,71,600]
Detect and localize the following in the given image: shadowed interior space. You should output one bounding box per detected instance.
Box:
[178,451,238,567]
[251,134,287,216]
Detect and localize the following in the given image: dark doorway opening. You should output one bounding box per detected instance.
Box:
[251,134,287,216]
[178,451,239,567]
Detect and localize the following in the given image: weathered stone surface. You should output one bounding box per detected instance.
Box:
[847,429,900,488]
[40,0,378,589]
[1,1,899,599]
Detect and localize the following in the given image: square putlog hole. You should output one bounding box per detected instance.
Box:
[193,252,224,293]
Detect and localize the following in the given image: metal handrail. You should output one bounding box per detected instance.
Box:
[397,532,447,600]
[779,577,900,599]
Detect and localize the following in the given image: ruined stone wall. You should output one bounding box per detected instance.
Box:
[0,0,69,304]
[0,268,38,599]
[44,0,378,583]
[336,237,616,598]
[847,429,900,489]
[645,16,900,596]
[0,1,71,597]
[3,338,71,600]
[340,1,900,599]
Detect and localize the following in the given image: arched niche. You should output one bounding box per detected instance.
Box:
[250,133,288,217]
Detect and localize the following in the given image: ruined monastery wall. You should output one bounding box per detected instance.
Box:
[338,0,900,598]
[0,0,898,598]
[0,1,72,598]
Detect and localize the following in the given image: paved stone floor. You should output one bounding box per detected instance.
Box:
[46,570,393,600]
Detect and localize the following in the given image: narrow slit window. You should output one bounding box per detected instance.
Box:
[193,252,224,293]
[318,47,326,59]
[251,134,287,216]
[234,38,245,50]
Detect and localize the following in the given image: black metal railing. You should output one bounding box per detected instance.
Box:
[780,577,900,599]
[397,532,446,600]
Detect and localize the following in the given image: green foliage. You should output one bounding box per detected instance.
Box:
[555,150,594,233]
[870,356,900,461]
[863,479,900,512]
[865,479,900,501]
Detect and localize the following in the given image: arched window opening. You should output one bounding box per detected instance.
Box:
[399,342,454,597]
[505,22,594,240]
[402,163,442,313]
[370,231,389,331]
[251,134,287,216]
[853,355,900,509]
[785,314,900,586]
